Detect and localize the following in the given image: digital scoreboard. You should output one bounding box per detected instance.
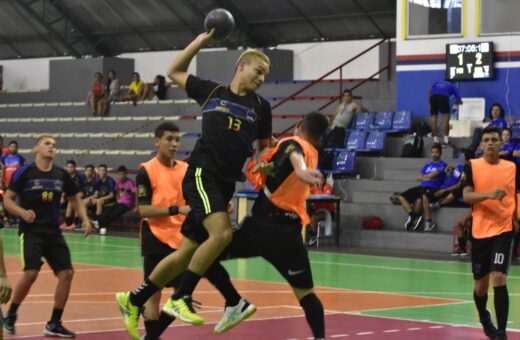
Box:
[446,42,494,80]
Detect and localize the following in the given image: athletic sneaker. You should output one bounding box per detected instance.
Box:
[3,314,16,334]
[115,291,141,340]
[92,220,100,230]
[429,201,441,210]
[404,216,414,231]
[44,321,75,338]
[480,310,497,339]
[412,216,423,231]
[162,295,204,325]
[450,248,468,257]
[424,221,436,232]
[494,330,508,340]
[214,299,257,334]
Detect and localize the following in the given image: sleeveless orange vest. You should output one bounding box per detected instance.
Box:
[139,158,188,249]
[246,136,318,225]
[470,158,515,239]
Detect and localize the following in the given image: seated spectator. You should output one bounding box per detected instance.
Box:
[499,128,516,161]
[398,144,446,231]
[142,75,170,101]
[466,103,508,152]
[98,165,136,230]
[121,72,144,104]
[322,89,362,148]
[61,160,86,230]
[420,149,474,232]
[81,164,97,217]
[91,164,116,229]
[451,210,471,256]
[98,70,121,116]
[88,72,105,116]
[0,135,8,157]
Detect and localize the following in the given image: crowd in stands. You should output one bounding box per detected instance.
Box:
[88,71,171,116]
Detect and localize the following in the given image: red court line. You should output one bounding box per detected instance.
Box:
[9,313,520,340]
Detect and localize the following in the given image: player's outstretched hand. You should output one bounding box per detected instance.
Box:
[307,169,325,187]
[82,219,93,237]
[197,28,216,45]
[0,276,12,304]
[253,161,275,176]
[21,209,36,223]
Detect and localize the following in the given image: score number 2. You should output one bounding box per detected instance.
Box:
[457,52,483,65]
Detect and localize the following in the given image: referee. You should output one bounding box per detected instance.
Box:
[461,126,516,340]
[2,135,92,338]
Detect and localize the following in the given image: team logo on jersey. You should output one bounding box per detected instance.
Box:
[215,100,231,113]
[245,109,257,122]
[137,185,147,197]
[461,171,467,182]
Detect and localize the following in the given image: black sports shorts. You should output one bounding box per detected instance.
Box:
[429,94,450,116]
[19,232,73,273]
[224,215,314,289]
[401,186,435,204]
[471,231,513,280]
[181,166,235,244]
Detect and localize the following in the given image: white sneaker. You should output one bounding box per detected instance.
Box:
[424,221,436,232]
[214,299,256,334]
[92,220,100,230]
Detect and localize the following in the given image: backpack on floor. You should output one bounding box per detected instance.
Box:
[401,134,423,158]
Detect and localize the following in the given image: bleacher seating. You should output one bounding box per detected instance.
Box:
[346,130,367,150]
[370,111,394,130]
[389,110,412,133]
[322,149,356,175]
[353,112,375,130]
[358,131,386,152]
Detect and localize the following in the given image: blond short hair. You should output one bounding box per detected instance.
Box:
[35,134,56,145]
[235,48,270,70]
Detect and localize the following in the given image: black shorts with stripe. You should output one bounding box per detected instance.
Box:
[471,231,513,280]
[20,232,73,273]
[223,215,313,289]
[181,166,236,244]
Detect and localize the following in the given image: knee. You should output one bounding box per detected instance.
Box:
[212,227,232,246]
[491,272,507,287]
[57,269,74,282]
[24,270,39,283]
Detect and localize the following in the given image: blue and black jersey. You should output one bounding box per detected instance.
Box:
[186,75,272,181]
[94,176,116,204]
[9,163,78,233]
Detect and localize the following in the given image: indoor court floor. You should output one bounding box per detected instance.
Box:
[1,228,518,339]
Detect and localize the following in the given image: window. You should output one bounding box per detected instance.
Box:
[407,0,462,38]
[480,0,520,35]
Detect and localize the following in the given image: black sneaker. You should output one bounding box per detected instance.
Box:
[494,330,508,340]
[44,321,75,338]
[412,216,423,231]
[404,216,414,231]
[480,310,497,339]
[3,314,16,334]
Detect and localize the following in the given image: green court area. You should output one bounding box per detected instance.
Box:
[2,228,518,331]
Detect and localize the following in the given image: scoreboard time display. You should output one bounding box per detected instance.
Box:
[446,42,494,80]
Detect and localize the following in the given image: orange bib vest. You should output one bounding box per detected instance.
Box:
[139,158,188,249]
[470,158,515,239]
[246,136,318,225]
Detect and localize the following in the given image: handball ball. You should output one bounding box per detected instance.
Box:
[204,8,235,40]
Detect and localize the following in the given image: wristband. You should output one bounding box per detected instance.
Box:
[168,205,179,216]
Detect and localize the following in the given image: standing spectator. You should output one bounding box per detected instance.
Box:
[122,72,144,105]
[499,128,515,161]
[398,144,447,231]
[98,70,121,116]
[91,164,116,229]
[1,141,25,189]
[461,125,516,340]
[62,160,86,230]
[429,79,463,146]
[466,103,508,153]
[142,75,170,101]
[97,165,136,230]
[323,89,362,148]
[88,72,104,116]
[2,134,92,337]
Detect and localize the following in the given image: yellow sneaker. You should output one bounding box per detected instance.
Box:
[214,299,256,334]
[162,296,204,325]
[115,292,141,340]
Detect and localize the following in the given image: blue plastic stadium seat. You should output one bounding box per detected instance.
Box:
[354,112,374,130]
[359,131,386,152]
[346,130,367,150]
[391,110,412,132]
[370,111,394,130]
[323,149,356,174]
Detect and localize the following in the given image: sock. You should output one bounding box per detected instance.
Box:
[65,216,74,226]
[299,293,325,339]
[172,270,202,299]
[144,320,159,340]
[494,285,509,332]
[473,291,488,320]
[444,135,449,144]
[129,279,160,307]
[157,311,175,336]
[8,303,20,316]
[205,263,241,307]
[50,308,63,323]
